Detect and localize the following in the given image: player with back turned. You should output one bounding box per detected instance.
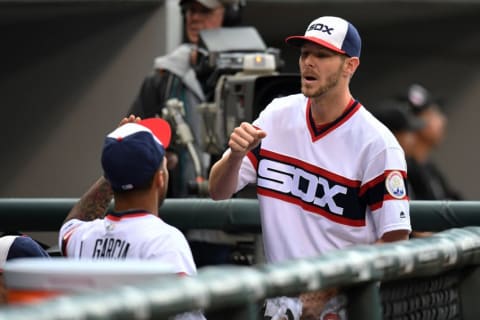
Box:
[208,16,412,319]
[58,116,204,319]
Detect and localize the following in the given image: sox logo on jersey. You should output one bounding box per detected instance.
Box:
[258,158,347,215]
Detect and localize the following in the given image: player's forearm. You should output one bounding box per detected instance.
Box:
[376,229,410,244]
[63,176,113,223]
[208,152,243,200]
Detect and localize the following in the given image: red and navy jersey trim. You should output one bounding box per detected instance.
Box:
[61,226,78,256]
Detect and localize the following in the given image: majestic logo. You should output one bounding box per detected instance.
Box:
[385,171,406,199]
[257,159,347,215]
[308,23,334,35]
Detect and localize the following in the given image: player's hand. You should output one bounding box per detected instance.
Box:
[118,114,141,127]
[228,122,267,158]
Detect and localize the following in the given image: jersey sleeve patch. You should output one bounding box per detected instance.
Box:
[362,170,408,211]
[385,170,407,199]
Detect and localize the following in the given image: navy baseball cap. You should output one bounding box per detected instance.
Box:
[1,236,49,270]
[101,118,171,192]
[285,16,362,58]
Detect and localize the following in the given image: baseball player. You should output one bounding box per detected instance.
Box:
[208,16,412,319]
[58,116,203,319]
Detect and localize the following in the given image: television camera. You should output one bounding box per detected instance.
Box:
[162,27,300,195]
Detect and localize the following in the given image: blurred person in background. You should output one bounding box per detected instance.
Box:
[129,0,244,198]
[128,0,252,268]
[400,84,462,200]
[373,101,435,238]
[373,100,425,195]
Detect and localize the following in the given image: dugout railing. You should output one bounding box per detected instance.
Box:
[3,198,480,233]
[1,199,480,319]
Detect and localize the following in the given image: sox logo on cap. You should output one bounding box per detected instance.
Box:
[285,16,362,58]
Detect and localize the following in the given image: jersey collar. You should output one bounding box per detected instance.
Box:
[105,209,152,221]
[307,98,361,141]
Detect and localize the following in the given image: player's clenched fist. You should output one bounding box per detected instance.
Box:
[228,122,267,156]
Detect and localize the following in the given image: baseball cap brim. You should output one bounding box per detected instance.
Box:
[180,0,222,9]
[138,118,171,149]
[285,35,347,55]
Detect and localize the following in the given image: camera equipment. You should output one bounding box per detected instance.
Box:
[165,26,300,195]
[161,98,209,196]
[196,26,301,156]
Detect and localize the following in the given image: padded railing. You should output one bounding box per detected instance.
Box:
[1,227,480,319]
[2,198,480,233]
[2,199,480,318]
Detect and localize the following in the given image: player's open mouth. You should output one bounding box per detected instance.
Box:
[303,75,317,83]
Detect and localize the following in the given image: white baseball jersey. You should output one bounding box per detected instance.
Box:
[59,210,197,276]
[233,94,411,263]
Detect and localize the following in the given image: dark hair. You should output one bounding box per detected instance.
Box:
[180,0,245,27]
[112,162,164,195]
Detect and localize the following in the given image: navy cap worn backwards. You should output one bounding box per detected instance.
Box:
[285,16,361,58]
[101,118,171,192]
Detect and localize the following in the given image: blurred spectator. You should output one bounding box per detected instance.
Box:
[129,0,244,198]
[400,84,462,200]
[374,100,425,157]
[374,100,425,197]
[0,235,49,304]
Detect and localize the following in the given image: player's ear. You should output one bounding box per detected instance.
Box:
[154,158,168,189]
[343,56,360,77]
[152,169,164,190]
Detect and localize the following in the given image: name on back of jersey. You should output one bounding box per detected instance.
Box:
[91,238,131,259]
